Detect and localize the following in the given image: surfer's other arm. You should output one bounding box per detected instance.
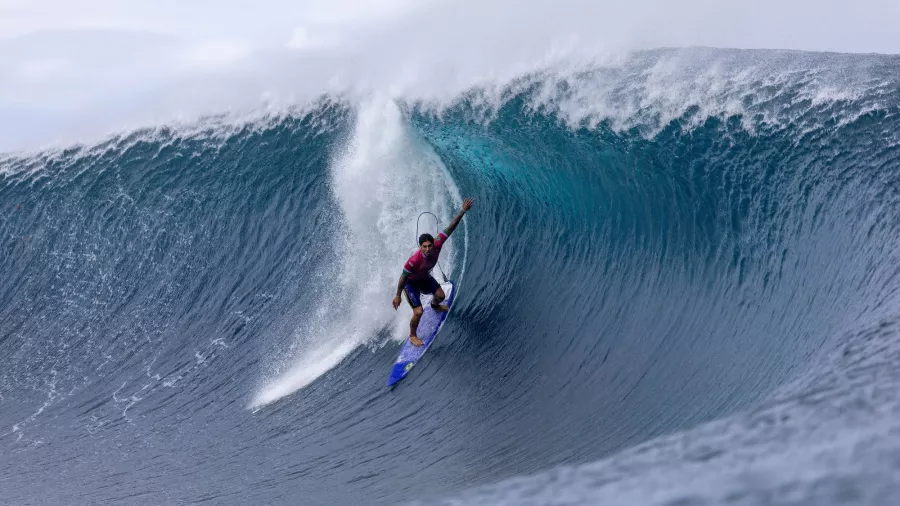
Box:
[392,273,409,310]
[443,198,474,237]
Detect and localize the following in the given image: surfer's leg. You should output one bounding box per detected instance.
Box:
[404,282,425,347]
[429,279,449,313]
[410,307,424,347]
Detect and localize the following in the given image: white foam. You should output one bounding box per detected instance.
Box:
[249,98,463,408]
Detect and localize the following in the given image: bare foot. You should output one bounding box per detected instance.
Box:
[410,335,424,347]
[430,304,449,313]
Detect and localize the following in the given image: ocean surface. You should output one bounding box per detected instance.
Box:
[1,48,899,505]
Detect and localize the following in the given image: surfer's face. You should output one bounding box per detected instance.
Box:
[420,241,434,257]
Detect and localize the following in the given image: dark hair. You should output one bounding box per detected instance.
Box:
[418,233,435,245]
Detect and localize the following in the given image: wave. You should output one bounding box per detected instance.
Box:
[1,48,899,505]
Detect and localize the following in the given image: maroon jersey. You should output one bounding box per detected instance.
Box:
[402,231,448,281]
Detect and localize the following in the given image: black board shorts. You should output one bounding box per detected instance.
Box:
[403,276,440,308]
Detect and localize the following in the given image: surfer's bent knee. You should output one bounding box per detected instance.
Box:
[413,307,424,318]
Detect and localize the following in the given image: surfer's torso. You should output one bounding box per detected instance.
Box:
[403,231,447,280]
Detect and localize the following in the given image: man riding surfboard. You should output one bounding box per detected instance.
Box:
[392,198,474,346]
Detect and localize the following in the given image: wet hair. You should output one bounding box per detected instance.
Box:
[418,233,435,246]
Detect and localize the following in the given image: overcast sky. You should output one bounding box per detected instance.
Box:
[3,0,899,52]
[2,0,899,150]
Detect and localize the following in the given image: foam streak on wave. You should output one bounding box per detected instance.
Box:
[250,99,462,407]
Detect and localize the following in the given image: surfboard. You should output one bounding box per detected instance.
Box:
[386,281,455,386]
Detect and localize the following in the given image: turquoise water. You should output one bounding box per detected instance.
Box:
[1,48,899,505]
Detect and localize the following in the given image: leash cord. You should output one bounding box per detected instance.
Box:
[415,211,448,282]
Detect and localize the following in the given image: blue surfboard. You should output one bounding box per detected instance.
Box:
[387,281,455,386]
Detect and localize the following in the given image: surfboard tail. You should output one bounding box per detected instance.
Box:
[387,361,415,386]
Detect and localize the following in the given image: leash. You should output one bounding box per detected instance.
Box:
[416,211,449,282]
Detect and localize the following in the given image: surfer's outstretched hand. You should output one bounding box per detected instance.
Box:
[392,295,401,310]
[462,197,474,211]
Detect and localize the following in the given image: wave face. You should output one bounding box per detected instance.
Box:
[2,48,900,505]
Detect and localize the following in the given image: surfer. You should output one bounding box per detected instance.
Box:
[392,198,474,346]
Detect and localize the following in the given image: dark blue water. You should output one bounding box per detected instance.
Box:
[2,48,899,505]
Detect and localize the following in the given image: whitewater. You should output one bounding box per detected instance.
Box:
[2,1,900,505]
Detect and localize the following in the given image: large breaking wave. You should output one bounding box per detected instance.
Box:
[1,48,899,504]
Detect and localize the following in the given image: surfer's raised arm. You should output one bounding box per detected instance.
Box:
[443,198,474,237]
